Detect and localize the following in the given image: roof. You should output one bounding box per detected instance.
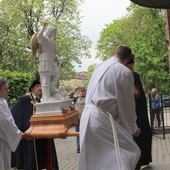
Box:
[74,71,87,80]
[130,0,170,9]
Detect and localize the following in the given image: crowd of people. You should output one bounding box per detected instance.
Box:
[0,44,162,170]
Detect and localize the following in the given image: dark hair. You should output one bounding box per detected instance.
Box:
[127,54,135,64]
[0,76,7,89]
[115,45,133,59]
[29,79,41,92]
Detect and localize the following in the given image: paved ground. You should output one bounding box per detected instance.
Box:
[54,127,170,170]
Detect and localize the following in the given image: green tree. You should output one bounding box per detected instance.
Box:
[86,64,96,83]
[0,0,91,80]
[97,4,170,94]
[97,18,131,60]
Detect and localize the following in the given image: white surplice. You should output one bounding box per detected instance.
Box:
[0,98,22,170]
[78,57,141,170]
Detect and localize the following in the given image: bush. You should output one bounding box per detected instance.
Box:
[0,70,33,107]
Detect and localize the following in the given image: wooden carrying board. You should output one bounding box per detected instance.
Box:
[24,107,79,139]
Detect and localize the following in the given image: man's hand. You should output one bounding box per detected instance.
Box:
[133,128,141,137]
[134,87,141,98]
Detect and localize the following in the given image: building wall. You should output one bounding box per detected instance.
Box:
[60,71,88,90]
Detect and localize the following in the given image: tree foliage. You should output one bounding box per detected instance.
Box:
[87,64,96,82]
[96,4,170,94]
[0,70,32,107]
[0,0,91,80]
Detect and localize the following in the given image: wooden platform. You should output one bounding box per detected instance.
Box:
[24,107,79,139]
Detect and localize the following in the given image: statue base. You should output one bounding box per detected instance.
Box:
[35,99,73,114]
[24,106,79,139]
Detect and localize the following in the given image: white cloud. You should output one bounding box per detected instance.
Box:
[80,0,130,46]
[75,0,131,71]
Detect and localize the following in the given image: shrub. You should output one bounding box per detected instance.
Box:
[0,70,33,107]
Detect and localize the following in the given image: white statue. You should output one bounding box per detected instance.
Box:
[31,21,62,102]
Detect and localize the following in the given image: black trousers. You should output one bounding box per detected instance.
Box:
[151,108,161,127]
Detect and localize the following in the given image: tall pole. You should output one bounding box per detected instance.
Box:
[165,9,170,72]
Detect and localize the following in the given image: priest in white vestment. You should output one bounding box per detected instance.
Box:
[78,45,141,170]
[0,76,22,170]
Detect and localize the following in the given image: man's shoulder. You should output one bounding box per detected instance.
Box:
[113,62,131,75]
[133,71,139,76]
[11,95,31,110]
[16,94,31,102]
[133,72,140,79]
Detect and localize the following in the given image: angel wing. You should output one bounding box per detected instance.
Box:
[30,32,39,61]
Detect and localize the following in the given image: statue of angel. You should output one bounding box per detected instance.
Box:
[30,21,62,102]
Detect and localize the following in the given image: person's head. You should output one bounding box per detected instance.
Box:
[126,55,134,71]
[45,26,57,38]
[29,79,41,97]
[0,76,9,99]
[151,88,158,96]
[79,87,86,97]
[114,45,134,66]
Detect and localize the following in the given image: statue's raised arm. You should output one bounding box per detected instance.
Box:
[37,21,62,102]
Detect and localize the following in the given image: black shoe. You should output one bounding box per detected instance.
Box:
[77,149,80,153]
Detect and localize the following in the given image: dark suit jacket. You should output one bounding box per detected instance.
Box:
[11,93,59,170]
[133,72,152,168]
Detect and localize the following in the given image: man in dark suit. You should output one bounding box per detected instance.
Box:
[126,57,152,170]
[11,79,59,170]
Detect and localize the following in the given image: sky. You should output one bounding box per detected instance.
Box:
[75,0,131,72]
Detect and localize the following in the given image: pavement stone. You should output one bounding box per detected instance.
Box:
[54,128,170,170]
